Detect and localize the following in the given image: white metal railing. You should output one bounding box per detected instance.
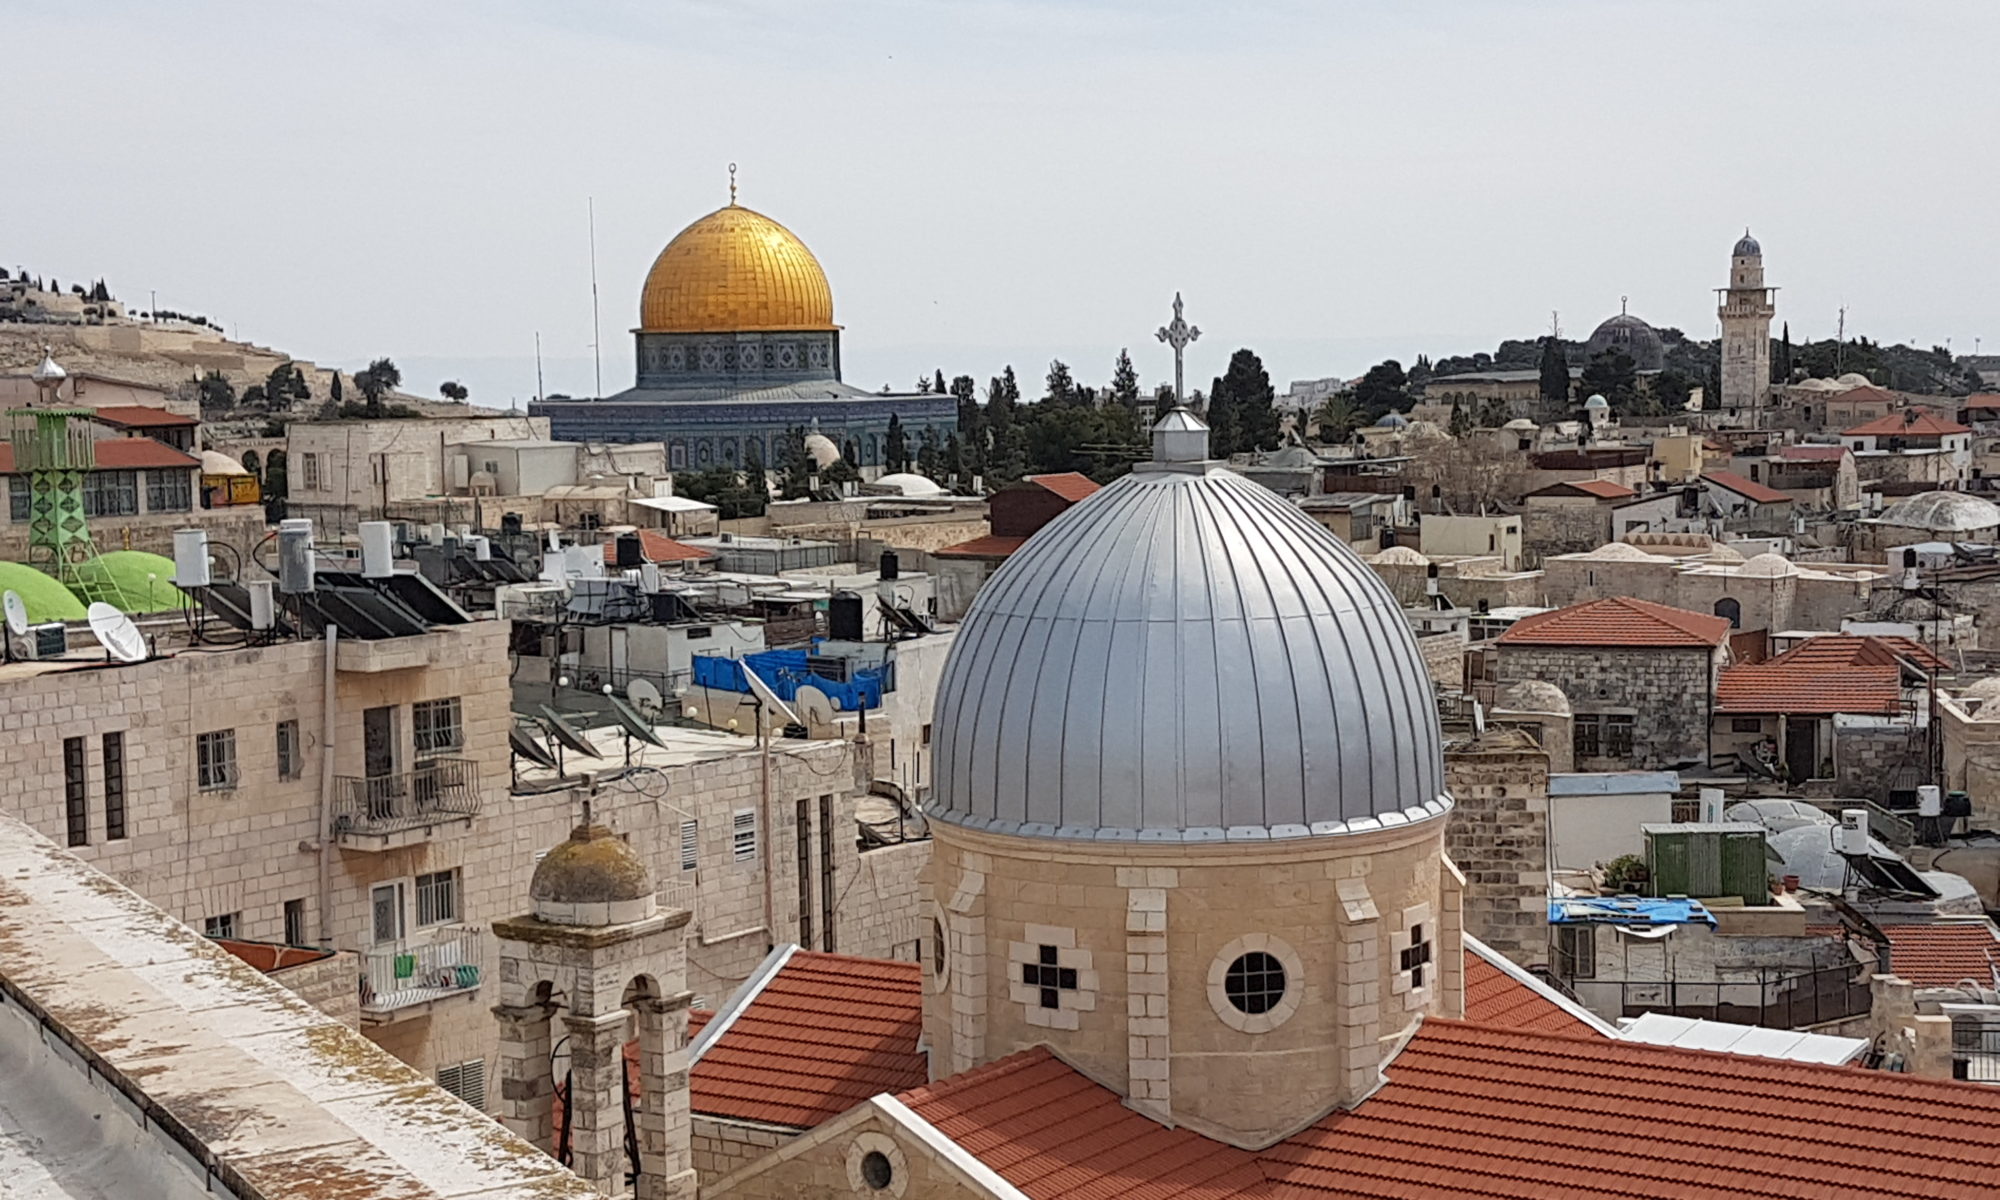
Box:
[360,926,484,1013]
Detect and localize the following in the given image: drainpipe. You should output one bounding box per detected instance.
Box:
[317,625,339,949]
[759,704,776,953]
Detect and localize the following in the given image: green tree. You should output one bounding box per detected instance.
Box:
[1578,350,1639,410]
[1204,373,1241,457]
[196,370,236,417]
[1477,397,1510,428]
[884,413,911,472]
[262,448,288,520]
[330,372,344,407]
[1448,399,1472,437]
[1652,369,1694,411]
[1044,359,1077,408]
[354,358,401,418]
[1312,393,1361,443]
[1108,348,1141,409]
[1775,323,1793,384]
[1354,360,1410,421]
[439,380,469,401]
[1211,349,1278,452]
[916,426,942,479]
[933,369,947,395]
[1537,336,1569,409]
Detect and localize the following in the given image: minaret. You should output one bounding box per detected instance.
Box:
[1716,230,1777,420]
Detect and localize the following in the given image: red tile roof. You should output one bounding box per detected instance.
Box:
[689,950,925,1129]
[1528,479,1637,500]
[1497,596,1732,649]
[1844,408,1970,437]
[1462,954,1602,1037]
[600,529,715,565]
[90,405,198,428]
[0,437,199,472]
[1875,921,2000,987]
[932,534,1028,560]
[1771,633,1948,673]
[1701,470,1792,505]
[1774,444,1850,461]
[1963,393,2000,411]
[904,1021,2000,1200]
[212,938,336,973]
[1716,663,1902,715]
[1025,472,1101,503]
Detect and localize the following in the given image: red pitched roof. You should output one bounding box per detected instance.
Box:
[689,950,925,1129]
[1771,634,1948,673]
[1025,472,1101,503]
[0,437,198,472]
[1701,470,1792,505]
[212,937,336,973]
[904,1021,2000,1200]
[1875,921,2000,987]
[1963,393,2000,411]
[1462,952,1603,1037]
[1528,479,1637,500]
[932,534,1028,560]
[1774,444,1850,461]
[90,405,197,428]
[1716,663,1902,715]
[1498,596,1732,649]
[1844,408,1970,437]
[600,529,715,565]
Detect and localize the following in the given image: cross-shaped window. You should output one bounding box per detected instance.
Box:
[1400,923,1433,989]
[1020,944,1078,1009]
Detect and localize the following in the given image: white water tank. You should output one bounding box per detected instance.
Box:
[1918,785,1943,817]
[277,518,315,595]
[172,528,211,588]
[1833,808,1869,855]
[359,521,394,578]
[1699,787,1725,824]
[247,579,276,630]
[469,535,491,562]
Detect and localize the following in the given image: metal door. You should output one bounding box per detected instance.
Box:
[362,706,400,818]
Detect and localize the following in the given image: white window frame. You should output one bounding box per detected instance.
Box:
[369,879,408,946]
[731,808,757,863]
[412,697,464,755]
[203,913,239,939]
[679,819,699,872]
[300,452,321,491]
[415,868,458,927]
[196,729,238,791]
[276,718,302,780]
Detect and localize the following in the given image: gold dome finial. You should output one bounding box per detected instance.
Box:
[729,162,738,206]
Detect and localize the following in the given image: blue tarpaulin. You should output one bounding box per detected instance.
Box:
[1547,896,1717,928]
[692,646,884,712]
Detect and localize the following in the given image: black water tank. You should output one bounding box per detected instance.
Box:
[615,533,644,568]
[880,550,900,580]
[830,591,865,641]
[501,512,523,536]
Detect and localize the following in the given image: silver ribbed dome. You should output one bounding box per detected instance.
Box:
[929,432,1447,843]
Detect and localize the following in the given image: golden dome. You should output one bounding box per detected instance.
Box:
[638,204,837,334]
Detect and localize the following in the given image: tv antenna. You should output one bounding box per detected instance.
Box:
[86,602,147,663]
[2,591,25,638]
[626,677,664,721]
[588,198,603,399]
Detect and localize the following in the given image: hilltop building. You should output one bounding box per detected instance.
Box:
[531,183,956,476]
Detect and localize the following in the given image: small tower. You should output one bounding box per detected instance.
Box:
[493,819,696,1200]
[1717,231,1777,421]
[10,352,130,607]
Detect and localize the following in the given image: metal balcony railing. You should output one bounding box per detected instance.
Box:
[332,758,480,836]
[360,926,484,1014]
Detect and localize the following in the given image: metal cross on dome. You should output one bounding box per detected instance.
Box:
[1155,292,1200,408]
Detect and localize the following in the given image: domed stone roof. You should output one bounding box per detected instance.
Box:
[1736,552,1798,578]
[1960,676,2000,703]
[874,472,944,497]
[1502,418,1538,431]
[1706,543,1747,564]
[1370,545,1430,567]
[1584,394,1610,409]
[200,450,249,475]
[1734,230,1762,257]
[929,412,1448,843]
[1574,542,1666,563]
[802,431,841,468]
[1377,410,1410,428]
[1584,311,1665,373]
[1495,679,1571,716]
[1879,491,2000,533]
[530,823,656,925]
[639,204,836,334]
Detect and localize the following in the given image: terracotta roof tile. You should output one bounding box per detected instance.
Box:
[1963,393,2000,411]
[1774,444,1850,461]
[1844,408,1970,437]
[600,529,716,565]
[1462,954,1602,1037]
[1497,596,1732,649]
[1716,663,1903,715]
[0,437,200,472]
[89,405,198,427]
[1529,479,1637,500]
[1702,470,1793,505]
[907,1021,2000,1200]
[933,534,1028,560]
[1770,634,1948,673]
[1025,472,1101,503]
[1873,921,2000,987]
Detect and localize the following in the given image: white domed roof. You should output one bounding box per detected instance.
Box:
[802,432,840,469]
[930,443,1448,843]
[1959,676,2000,705]
[200,450,249,475]
[1495,679,1571,716]
[1575,542,1666,563]
[873,471,944,497]
[1585,394,1610,409]
[1378,410,1410,428]
[1370,545,1430,566]
[1502,418,1538,431]
[1836,372,1874,389]
[1705,543,1747,564]
[1879,491,2000,533]
[1736,552,1798,578]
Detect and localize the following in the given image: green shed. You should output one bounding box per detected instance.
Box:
[1642,822,1774,907]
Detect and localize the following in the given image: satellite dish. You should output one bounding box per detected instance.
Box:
[627,678,663,719]
[2,591,25,636]
[795,685,836,731]
[741,664,800,728]
[87,602,147,663]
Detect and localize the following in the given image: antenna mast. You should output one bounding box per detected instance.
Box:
[588,197,603,399]
[1837,305,1847,372]
[535,331,546,402]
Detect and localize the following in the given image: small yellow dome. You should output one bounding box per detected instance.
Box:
[639,204,837,334]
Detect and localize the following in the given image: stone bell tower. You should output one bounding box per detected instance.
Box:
[1717,230,1777,421]
[493,820,696,1200]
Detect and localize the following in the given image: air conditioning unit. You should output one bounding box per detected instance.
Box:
[1833,808,1869,855]
[22,622,68,660]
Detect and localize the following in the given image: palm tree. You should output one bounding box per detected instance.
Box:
[1313,393,1361,444]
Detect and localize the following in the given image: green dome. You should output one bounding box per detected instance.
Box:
[70,552,190,614]
[0,563,87,623]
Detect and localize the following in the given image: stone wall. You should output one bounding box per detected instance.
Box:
[1522,504,1611,566]
[1496,644,1717,768]
[1416,629,1463,690]
[708,1108,988,1200]
[271,950,361,1030]
[841,840,929,965]
[693,1116,791,1182]
[1834,722,1926,803]
[1443,731,1551,969]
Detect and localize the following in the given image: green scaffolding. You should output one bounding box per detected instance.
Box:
[8,408,133,611]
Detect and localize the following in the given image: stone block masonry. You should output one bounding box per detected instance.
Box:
[1443,730,1551,970]
[1496,644,1718,768]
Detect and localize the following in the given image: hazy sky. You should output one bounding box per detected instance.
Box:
[9,1,1997,406]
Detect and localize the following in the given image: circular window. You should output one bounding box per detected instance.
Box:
[860,1151,894,1190]
[1223,951,1287,1015]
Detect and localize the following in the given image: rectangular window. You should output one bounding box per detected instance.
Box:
[415,869,458,926]
[276,719,302,780]
[82,470,139,517]
[284,898,308,947]
[1400,923,1433,989]
[1670,798,1702,823]
[1605,714,1635,760]
[679,819,699,872]
[731,808,757,863]
[63,736,88,847]
[370,881,405,945]
[203,913,238,939]
[301,452,322,491]
[1557,924,1596,980]
[7,477,25,523]
[196,729,237,790]
[795,797,814,949]
[102,732,126,841]
[819,793,836,953]
[412,697,464,755]
[920,723,933,747]
[145,469,191,513]
[436,1060,486,1110]
[1574,715,1602,759]
[1731,717,1763,734]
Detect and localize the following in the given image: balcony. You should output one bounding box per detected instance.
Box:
[360,925,484,1024]
[332,758,480,851]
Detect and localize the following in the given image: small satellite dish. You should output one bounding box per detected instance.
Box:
[741,664,800,728]
[794,685,836,731]
[2,591,26,636]
[627,678,663,719]
[87,602,147,663]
